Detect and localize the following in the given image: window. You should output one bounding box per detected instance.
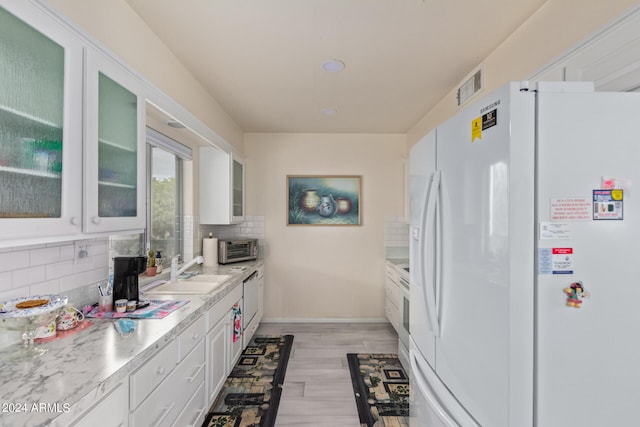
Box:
[108,127,191,271]
[146,127,191,265]
[148,144,181,263]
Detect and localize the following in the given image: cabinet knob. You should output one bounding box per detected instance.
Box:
[156,366,165,375]
[92,216,101,225]
[70,217,80,226]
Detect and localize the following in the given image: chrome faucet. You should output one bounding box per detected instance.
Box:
[170,255,204,283]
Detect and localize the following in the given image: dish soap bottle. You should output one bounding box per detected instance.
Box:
[155,251,163,274]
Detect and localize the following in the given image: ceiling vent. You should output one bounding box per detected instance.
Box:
[457,67,483,106]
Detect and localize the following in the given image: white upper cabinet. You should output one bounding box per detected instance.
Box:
[200,146,245,224]
[83,46,146,234]
[0,1,83,245]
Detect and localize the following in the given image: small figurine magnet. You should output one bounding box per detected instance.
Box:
[564,281,589,308]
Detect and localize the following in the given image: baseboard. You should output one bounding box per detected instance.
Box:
[261,317,388,324]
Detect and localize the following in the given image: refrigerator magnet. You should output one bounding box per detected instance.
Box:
[593,189,623,220]
[564,281,590,308]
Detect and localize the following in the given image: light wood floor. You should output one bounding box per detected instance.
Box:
[255,322,399,427]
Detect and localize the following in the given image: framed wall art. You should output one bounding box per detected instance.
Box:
[287,175,362,226]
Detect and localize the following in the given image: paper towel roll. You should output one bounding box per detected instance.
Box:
[203,237,218,266]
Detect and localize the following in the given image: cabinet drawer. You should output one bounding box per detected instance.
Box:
[72,381,128,427]
[385,263,397,281]
[179,315,206,362]
[207,283,243,329]
[172,382,206,427]
[129,339,178,410]
[385,299,399,331]
[131,340,205,427]
[386,279,400,307]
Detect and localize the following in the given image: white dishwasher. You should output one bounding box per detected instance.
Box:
[242,270,259,344]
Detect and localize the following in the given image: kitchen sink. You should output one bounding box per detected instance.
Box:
[185,274,230,283]
[142,274,230,295]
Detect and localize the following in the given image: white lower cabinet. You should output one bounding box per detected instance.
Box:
[173,382,206,427]
[129,315,206,427]
[70,276,263,427]
[131,340,205,427]
[206,315,229,405]
[205,283,244,406]
[385,262,401,333]
[228,301,243,367]
[71,381,128,427]
[129,340,178,410]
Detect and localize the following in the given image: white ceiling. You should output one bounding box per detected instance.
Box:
[125,0,547,134]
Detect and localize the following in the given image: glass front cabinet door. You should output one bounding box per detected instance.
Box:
[83,47,146,234]
[0,1,83,245]
[232,156,245,222]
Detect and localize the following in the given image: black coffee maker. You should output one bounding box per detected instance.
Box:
[113,256,147,302]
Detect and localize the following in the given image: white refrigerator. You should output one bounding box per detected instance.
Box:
[409,81,640,427]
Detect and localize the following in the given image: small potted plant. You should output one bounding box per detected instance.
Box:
[146,249,157,277]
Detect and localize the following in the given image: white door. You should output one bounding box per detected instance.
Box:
[409,130,437,366]
[433,83,535,427]
[535,86,640,426]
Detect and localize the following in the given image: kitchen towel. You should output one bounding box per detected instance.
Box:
[203,236,218,266]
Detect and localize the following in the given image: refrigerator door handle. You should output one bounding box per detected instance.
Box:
[410,349,458,426]
[421,169,441,338]
[435,170,445,336]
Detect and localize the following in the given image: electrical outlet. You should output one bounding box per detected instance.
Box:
[74,240,92,263]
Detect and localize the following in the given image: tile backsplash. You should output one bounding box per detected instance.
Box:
[0,238,109,307]
[0,215,267,306]
[200,215,266,256]
[384,215,409,258]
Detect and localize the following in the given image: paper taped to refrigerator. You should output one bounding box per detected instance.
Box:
[593,189,623,220]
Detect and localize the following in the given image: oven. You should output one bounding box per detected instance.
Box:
[398,266,410,369]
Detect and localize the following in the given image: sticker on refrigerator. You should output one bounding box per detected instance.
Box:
[472,117,482,142]
[539,247,574,275]
[482,109,497,130]
[550,198,591,222]
[601,177,631,196]
[593,189,623,220]
[471,108,498,142]
[539,222,571,240]
[538,248,553,275]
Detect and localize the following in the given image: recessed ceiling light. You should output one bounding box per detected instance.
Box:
[322,60,345,73]
[321,107,338,116]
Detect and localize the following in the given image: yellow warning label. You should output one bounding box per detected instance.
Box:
[471,117,482,142]
[611,189,623,201]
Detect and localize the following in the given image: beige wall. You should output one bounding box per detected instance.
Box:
[245,133,405,320]
[48,0,244,151]
[407,0,639,146]
[43,0,640,321]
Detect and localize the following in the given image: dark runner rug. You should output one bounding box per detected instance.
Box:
[347,353,410,427]
[202,335,294,427]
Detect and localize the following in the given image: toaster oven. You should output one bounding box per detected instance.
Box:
[218,238,258,264]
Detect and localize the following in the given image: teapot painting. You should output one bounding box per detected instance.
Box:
[287,176,361,225]
[317,194,338,217]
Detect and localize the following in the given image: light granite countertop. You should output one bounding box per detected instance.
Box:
[386,258,409,267]
[0,260,263,427]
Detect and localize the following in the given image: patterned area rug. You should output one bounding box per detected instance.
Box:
[203,335,294,427]
[347,353,410,427]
